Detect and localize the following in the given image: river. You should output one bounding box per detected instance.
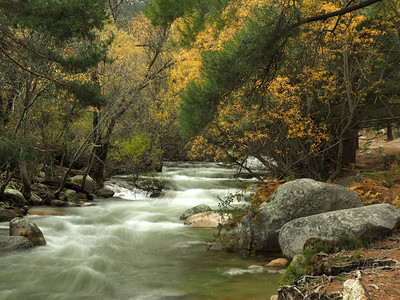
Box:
[0,162,283,299]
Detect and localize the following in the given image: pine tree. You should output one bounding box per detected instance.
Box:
[0,0,112,107]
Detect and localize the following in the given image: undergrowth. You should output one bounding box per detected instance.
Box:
[281,234,371,285]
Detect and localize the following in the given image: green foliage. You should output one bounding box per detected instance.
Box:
[0,133,37,170]
[144,0,229,28]
[217,191,248,215]
[0,0,112,88]
[178,4,298,137]
[335,233,369,251]
[280,255,308,285]
[0,0,108,42]
[59,37,114,73]
[67,81,107,108]
[110,132,163,174]
[144,0,193,27]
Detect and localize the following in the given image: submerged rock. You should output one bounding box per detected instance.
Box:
[179,204,212,220]
[279,204,400,259]
[9,217,46,246]
[240,178,363,254]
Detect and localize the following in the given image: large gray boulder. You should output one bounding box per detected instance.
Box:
[3,189,27,207]
[240,178,363,254]
[279,204,400,259]
[0,208,19,222]
[70,175,98,193]
[180,204,212,220]
[9,217,46,246]
[0,235,30,249]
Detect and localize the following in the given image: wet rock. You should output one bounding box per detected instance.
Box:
[279,204,400,259]
[4,189,27,207]
[58,192,68,202]
[9,217,46,246]
[0,208,19,222]
[96,188,115,198]
[75,192,87,200]
[65,189,77,201]
[184,212,230,228]
[265,258,289,269]
[70,175,98,193]
[180,204,212,220]
[51,200,79,207]
[0,235,30,249]
[248,265,264,269]
[29,193,44,206]
[240,178,363,254]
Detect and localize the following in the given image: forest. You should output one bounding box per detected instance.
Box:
[0,0,399,199]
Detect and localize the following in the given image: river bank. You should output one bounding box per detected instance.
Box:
[270,132,400,299]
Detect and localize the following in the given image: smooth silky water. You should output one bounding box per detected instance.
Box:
[0,162,283,299]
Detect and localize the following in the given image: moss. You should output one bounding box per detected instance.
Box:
[280,234,369,285]
[335,233,368,251]
[280,255,308,285]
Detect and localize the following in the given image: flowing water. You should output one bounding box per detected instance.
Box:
[0,162,283,299]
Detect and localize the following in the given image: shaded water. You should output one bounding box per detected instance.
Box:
[0,162,283,299]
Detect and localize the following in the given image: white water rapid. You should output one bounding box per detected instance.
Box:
[0,162,282,299]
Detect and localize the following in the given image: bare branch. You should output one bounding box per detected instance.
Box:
[0,44,65,86]
[297,0,382,26]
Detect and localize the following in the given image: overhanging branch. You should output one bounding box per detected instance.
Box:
[296,0,382,26]
[0,44,66,86]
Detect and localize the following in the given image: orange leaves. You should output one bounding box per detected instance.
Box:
[184,74,330,161]
[186,135,226,161]
[248,178,286,207]
[347,177,400,208]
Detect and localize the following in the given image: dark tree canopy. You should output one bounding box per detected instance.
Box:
[0,0,112,106]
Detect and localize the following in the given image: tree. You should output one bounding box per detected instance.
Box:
[145,0,399,179]
[86,15,174,184]
[144,0,398,179]
[0,0,112,106]
[0,0,113,202]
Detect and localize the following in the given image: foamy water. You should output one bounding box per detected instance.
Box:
[0,162,281,299]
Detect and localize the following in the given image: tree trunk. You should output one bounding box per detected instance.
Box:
[20,161,32,201]
[89,109,119,185]
[342,126,358,167]
[90,141,109,186]
[387,121,394,141]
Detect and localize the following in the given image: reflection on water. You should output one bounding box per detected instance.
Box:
[0,162,282,299]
